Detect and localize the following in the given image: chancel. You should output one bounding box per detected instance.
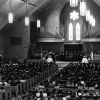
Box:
[0,0,100,100]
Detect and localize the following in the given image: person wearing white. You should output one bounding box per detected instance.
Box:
[81,56,89,63]
[46,55,53,63]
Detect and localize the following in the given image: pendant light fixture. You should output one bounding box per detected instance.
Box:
[37,19,40,28]
[85,10,91,21]
[70,0,79,7]
[8,0,14,23]
[80,0,86,16]
[89,15,93,25]
[25,0,29,26]
[85,0,95,27]
[25,16,29,26]
[89,15,95,27]
[92,18,95,27]
[37,0,40,28]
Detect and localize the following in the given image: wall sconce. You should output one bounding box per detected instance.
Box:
[89,15,95,27]
[92,18,95,27]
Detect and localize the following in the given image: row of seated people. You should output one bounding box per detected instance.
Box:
[0,61,57,86]
[26,86,100,100]
[25,62,100,100]
[0,59,58,100]
[48,62,100,88]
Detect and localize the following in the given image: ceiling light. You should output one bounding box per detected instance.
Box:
[25,0,29,26]
[37,19,40,28]
[8,12,14,23]
[8,0,14,23]
[86,10,90,21]
[25,16,29,26]
[80,0,86,16]
[70,0,79,7]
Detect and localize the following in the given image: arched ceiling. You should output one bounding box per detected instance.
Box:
[0,0,54,30]
[0,0,99,30]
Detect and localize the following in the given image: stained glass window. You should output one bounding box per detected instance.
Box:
[69,23,73,41]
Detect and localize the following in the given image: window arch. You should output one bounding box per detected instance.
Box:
[76,22,81,40]
[69,23,73,41]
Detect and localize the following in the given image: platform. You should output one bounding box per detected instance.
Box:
[56,61,78,69]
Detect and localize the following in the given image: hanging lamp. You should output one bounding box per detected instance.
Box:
[89,15,95,27]
[8,0,14,23]
[25,16,29,26]
[25,0,29,26]
[36,0,40,28]
[70,0,78,7]
[80,0,86,16]
[92,18,95,27]
[37,19,40,28]
[85,10,91,21]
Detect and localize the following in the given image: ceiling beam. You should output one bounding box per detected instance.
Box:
[20,0,37,7]
[92,0,100,6]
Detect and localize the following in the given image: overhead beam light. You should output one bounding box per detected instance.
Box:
[92,18,95,27]
[86,10,90,21]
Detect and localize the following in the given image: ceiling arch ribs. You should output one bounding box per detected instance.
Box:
[0,0,53,30]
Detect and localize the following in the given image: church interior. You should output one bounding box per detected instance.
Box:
[0,0,100,100]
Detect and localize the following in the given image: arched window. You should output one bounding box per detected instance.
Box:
[76,22,81,40]
[69,23,73,41]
